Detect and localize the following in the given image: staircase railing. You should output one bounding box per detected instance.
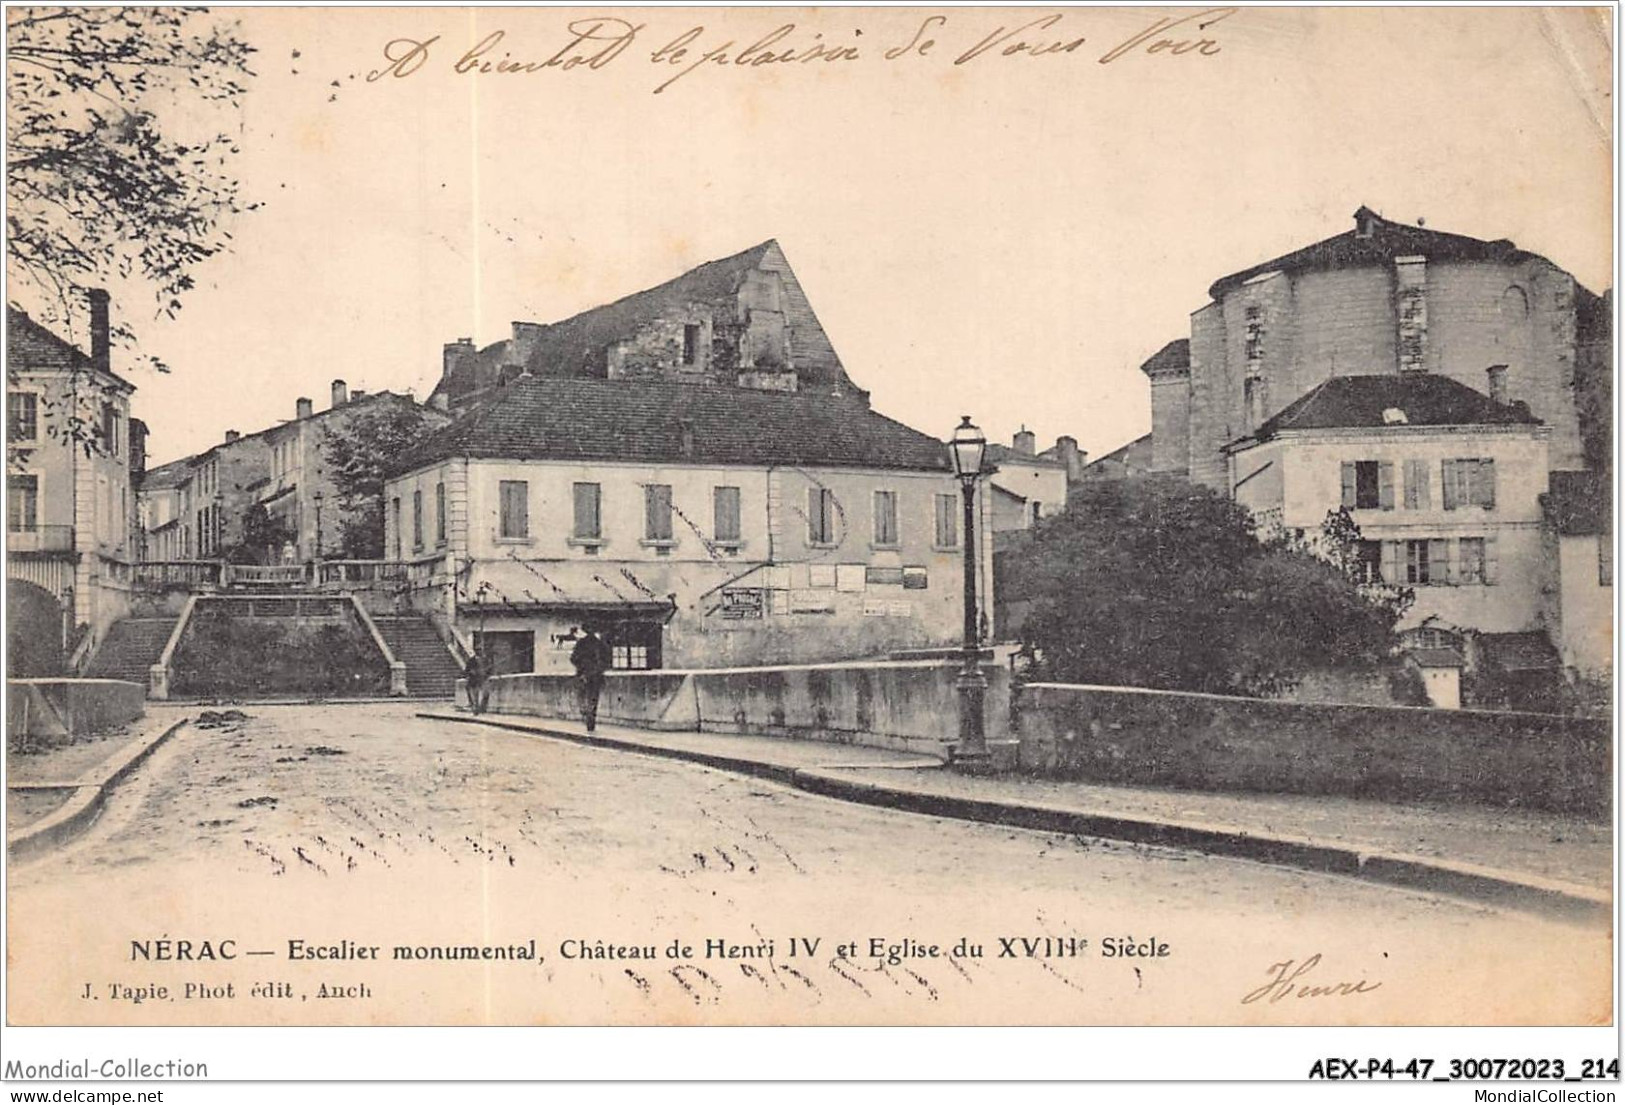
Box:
[148,595,198,700]
[348,596,407,696]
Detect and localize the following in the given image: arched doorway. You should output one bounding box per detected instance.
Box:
[7,578,67,678]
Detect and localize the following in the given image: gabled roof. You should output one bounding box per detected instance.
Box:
[390,376,949,477]
[1208,207,1554,302]
[7,307,133,390]
[1543,470,1611,536]
[1232,374,1540,449]
[431,240,862,406]
[138,456,195,492]
[986,443,1067,469]
[1138,339,1190,378]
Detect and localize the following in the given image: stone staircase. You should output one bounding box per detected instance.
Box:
[371,616,464,698]
[84,617,177,683]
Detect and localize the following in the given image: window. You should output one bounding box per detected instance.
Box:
[8,393,37,442]
[1600,535,1613,587]
[1031,502,1042,526]
[1244,305,1265,367]
[1402,459,1431,510]
[1341,460,1393,510]
[713,486,741,544]
[682,324,701,366]
[1442,458,1496,511]
[873,490,898,547]
[572,482,602,541]
[607,621,663,671]
[498,480,529,540]
[935,492,959,548]
[644,484,673,541]
[391,497,402,559]
[1353,539,1383,583]
[807,487,836,545]
[1404,538,1451,585]
[7,474,38,532]
[435,482,447,545]
[412,489,424,549]
[101,403,119,457]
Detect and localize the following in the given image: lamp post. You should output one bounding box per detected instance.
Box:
[949,415,987,764]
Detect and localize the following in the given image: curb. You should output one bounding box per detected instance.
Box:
[420,711,1611,923]
[8,717,190,863]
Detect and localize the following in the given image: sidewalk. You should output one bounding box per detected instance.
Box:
[422,710,1612,921]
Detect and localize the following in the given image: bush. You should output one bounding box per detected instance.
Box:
[171,616,388,698]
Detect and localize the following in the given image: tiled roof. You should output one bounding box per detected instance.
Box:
[138,457,195,491]
[433,240,861,405]
[7,308,132,389]
[1405,646,1464,669]
[1236,374,1540,447]
[986,443,1067,469]
[1086,432,1153,470]
[1543,470,1611,536]
[1478,631,1561,673]
[1138,339,1190,377]
[1208,207,1547,301]
[390,376,950,477]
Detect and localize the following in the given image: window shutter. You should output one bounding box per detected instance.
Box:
[1340,462,1356,509]
[714,486,740,543]
[1484,535,1498,585]
[1380,540,1398,584]
[1441,460,1458,510]
[1479,459,1496,510]
[1377,462,1395,510]
[1432,538,1452,584]
[645,484,672,540]
[1403,459,1431,510]
[573,483,600,539]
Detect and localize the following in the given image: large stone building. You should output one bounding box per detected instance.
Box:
[137,383,446,564]
[1140,206,1612,688]
[432,239,866,413]
[387,243,994,673]
[6,294,143,671]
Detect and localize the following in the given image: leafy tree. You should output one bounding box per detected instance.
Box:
[224,501,294,564]
[6,8,257,369]
[323,401,431,559]
[1010,476,1412,697]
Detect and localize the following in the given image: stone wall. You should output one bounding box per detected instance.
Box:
[478,660,1012,757]
[1016,682,1609,816]
[7,678,145,746]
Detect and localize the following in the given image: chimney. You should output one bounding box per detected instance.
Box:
[225,430,240,444]
[331,379,348,408]
[1354,205,1380,240]
[351,389,366,402]
[511,321,546,363]
[86,288,111,374]
[1487,364,1509,405]
[1013,426,1036,457]
[443,338,475,381]
[296,397,314,419]
[1054,435,1084,483]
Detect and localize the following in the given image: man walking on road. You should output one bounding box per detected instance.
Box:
[570,625,613,732]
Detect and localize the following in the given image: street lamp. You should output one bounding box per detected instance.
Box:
[949,415,987,764]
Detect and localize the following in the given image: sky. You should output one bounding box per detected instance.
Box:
[20,6,1613,468]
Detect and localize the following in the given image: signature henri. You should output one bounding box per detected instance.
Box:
[1241,954,1382,1004]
